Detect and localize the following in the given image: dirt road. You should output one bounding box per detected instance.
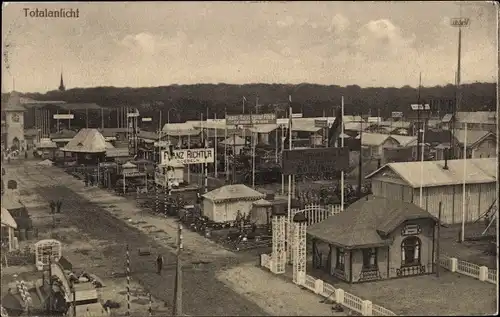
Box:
[4,161,344,316]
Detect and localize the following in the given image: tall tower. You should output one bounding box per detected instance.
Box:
[4,91,27,150]
[58,71,65,92]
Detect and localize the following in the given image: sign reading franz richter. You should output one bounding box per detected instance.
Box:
[226,113,276,125]
[161,148,215,165]
[282,147,349,175]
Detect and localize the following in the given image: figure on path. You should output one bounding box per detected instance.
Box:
[156,254,164,275]
[49,200,56,214]
[56,200,62,213]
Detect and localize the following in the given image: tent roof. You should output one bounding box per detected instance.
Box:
[62,129,107,153]
[203,184,265,203]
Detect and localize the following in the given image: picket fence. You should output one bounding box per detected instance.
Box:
[260,254,396,316]
[439,255,497,285]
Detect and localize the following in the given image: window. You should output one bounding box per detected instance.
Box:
[401,236,421,266]
[336,248,345,270]
[362,248,378,269]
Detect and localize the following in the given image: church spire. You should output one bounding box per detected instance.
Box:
[59,68,66,91]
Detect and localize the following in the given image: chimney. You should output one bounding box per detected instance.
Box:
[443,148,448,170]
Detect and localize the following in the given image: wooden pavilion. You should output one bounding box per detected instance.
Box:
[61,129,107,165]
[307,195,437,283]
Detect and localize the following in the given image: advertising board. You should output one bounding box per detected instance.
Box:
[53,114,74,120]
[314,119,329,128]
[226,113,276,125]
[282,147,349,175]
[161,148,215,165]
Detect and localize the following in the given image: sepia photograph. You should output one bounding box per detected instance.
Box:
[1,1,498,316]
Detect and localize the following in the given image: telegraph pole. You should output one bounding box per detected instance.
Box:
[173,223,183,316]
[450,13,470,159]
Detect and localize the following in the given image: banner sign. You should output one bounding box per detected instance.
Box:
[282,147,349,175]
[292,113,303,118]
[226,113,276,125]
[410,104,430,111]
[53,114,74,120]
[141,117,152,122]
[127,112,140,118]
[391,112,403,118]
[314,119,329,128]
[161,148,215,165]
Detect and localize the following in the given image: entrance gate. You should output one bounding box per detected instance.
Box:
[290,204,341,226]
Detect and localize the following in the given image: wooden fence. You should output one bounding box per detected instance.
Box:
[439,255,497,285]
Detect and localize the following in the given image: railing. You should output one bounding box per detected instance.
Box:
[304,275,316,292]
[439,255,497,285]
[329,205,342,216]
[456,260,481,279]
[260,254,271,270]
[344,291,363,313]
[438,256,450,270]
[321,282,335,299]
[372,304,397,316]
[487,270,497,284]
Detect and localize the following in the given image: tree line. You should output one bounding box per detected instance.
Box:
[3,82,496,128]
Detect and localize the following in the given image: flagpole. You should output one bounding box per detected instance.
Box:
[281,122,285,195]
[287,96,293,263]
[419,123,425,208]
[242,97,246,144]
[251,110,255,189]
[461,123,467,242]
[340,96,345,211]
[224,108,228,183]
[215,113,218,178]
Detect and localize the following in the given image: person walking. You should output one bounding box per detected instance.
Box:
[56,200,62,213]
[156,254,164,275]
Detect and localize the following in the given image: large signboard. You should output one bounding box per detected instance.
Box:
[282,147,349,175]
[383,147,414,164]
[226,113,276,125]
[161,148,215,165]
[53,114,74,120]
[314,119,329,128]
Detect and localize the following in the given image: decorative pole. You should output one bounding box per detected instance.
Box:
[126,244,131,316]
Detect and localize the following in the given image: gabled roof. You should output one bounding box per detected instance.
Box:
[138,130,159,140]
[122,162,136,168]
[202,184,265,203]
[366,158,497,188]
[163,123,200,136]
[442,114,453,123]
[37,139,58,149]
[249,124,278,134]
[456,111,496,124]
[356,132,394,146]
[307,196,436,248]
[1,207,18,228]
[62,129,107,153]
[453,129,495,147]
[106,148,130,158]
[51,129,78,140]
[391,134,418,147]
[220,135,246,146]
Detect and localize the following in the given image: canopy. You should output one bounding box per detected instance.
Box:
[1,207,17,228]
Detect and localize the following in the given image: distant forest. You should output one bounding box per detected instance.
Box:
[3,82,496,125]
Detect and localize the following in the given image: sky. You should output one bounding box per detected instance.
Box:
[1,1,498,93]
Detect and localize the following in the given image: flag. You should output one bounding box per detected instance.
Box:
[328,107,343,147]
